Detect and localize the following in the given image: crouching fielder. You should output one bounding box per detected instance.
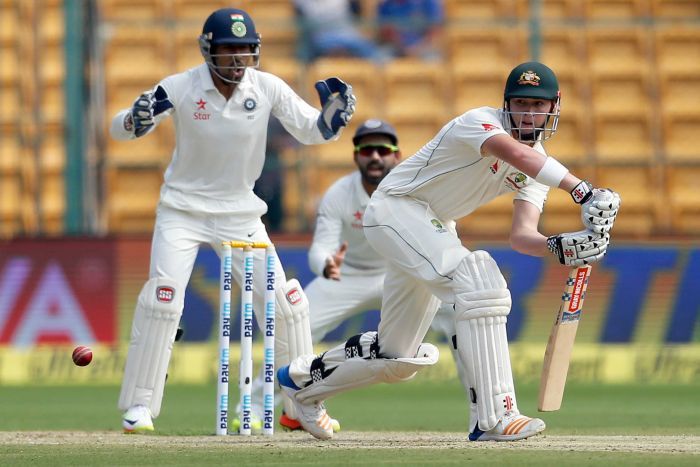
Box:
[278,61,620,441]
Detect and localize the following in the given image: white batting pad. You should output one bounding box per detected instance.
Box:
[118,277,183,418]
[453,251,516,431]
[456,316,517,432]
[293,338,439,404]
[275,279,313,418]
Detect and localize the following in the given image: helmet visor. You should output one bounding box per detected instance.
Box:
[503,95,561,142]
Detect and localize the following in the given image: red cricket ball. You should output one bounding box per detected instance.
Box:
[72,345,93,367]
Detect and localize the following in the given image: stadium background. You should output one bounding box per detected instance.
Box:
[0,0,698,387]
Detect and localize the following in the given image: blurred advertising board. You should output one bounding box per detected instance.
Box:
[0,239,116,347]
[1,238,698,347]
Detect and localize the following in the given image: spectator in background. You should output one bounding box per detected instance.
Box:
[295,0,388,63]
[377,0,445,60]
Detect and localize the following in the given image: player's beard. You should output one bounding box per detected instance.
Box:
[360,161,391,186]
[518,128,540,142]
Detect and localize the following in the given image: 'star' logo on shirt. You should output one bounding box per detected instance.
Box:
[194,98,210,120]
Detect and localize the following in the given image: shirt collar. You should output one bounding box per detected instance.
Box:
[198,64,217,91]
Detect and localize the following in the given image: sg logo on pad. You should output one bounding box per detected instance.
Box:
[286,288,302,305]
[156,286,175,303]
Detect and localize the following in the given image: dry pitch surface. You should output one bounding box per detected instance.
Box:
[1,431,697,454]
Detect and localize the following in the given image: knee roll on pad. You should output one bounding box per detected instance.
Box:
[118,276,184,418]
[453,250,511,321]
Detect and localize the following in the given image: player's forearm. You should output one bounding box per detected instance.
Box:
[308,243,331,276]
[510,229,548,257]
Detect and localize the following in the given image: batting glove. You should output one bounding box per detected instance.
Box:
[547,229,609,266]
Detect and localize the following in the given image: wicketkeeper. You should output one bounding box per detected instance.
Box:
[110,7,355,433]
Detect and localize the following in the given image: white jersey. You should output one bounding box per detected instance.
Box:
[110,64,328,214]
[378,107,549,221]
[308,171,386,276]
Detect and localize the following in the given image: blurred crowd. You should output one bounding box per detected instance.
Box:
[295,0,445,63]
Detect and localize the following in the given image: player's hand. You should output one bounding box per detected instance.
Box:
[581,188,621,234]
[128,86,173,138]
[323,242,348,281]
[130,91,156,137]
[315,77,356,140]
[547,230,609,266]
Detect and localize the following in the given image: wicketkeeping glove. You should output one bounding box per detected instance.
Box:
[130,91,156,137]
[315,77,356,140]
[547,229,609,266]
[128,86,173,138]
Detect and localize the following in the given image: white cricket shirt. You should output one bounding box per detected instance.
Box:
[110,64,328,214]
[308,171,386,276]
[378,107,549,221]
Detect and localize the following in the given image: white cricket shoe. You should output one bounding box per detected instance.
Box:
[280,410,341,433]
[277,365,334,440]
[469,412,545,441]
[122,405,154,434]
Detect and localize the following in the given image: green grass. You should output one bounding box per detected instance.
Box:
[0,380,698,465]
[0,381,698,435]
[1,446,697,467]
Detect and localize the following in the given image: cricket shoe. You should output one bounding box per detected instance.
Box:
[279,411,341,433]
[469,412,545,442]
[277,365,334,440]
[231,414,263,435]
[122,405,154,434]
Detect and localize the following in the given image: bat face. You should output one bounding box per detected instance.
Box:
[538,265,592,412]
[559,266,591,324]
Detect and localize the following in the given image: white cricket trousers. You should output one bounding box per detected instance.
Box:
[362,192,471,358]
[149,204,287,323]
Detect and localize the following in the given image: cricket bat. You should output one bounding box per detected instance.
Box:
[538,265,592,412]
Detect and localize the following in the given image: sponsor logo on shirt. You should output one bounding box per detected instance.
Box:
[430,219,448,233]
[505,171,529,190]
[351,210,363,229]
[482,123,499,132]
[490,160,500,174]
[194,98,211,120]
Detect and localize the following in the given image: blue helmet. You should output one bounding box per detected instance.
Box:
[199,8,261,84]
